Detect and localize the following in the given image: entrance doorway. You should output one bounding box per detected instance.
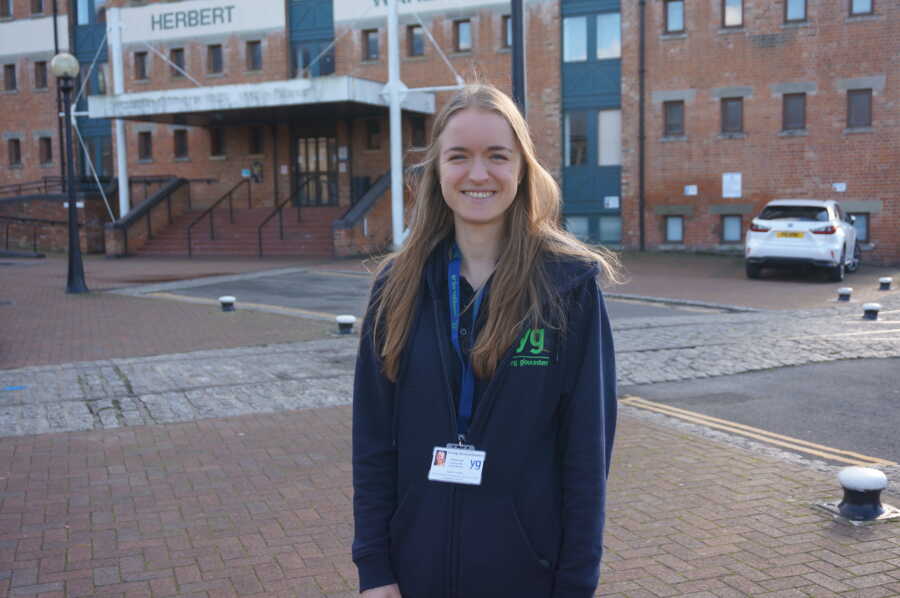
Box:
[293,135,338,206]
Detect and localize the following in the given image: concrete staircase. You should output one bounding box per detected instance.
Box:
[136,205,343,257]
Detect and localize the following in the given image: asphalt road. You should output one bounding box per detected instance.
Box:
[621,358,900,466]
[170,269,726,320]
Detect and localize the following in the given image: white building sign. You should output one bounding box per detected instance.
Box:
[335,0,507,23]
[121,0,285,44]
[722,172,742,198]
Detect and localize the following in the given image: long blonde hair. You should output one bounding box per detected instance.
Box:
[373,84,619,382]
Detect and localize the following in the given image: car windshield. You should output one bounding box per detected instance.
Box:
[758,206,829,221]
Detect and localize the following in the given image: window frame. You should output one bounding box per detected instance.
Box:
[3,63,16,91]
[249,126,264,155]
[31,0,43,14]
[134,51,148,81]
[0,0,12,18]
[721,215,743,243]
[8,138,21,166]
[454,19,472,52]
[137,131,152,161]
[207,44,223,75]
[362,29,379,61]
[169,48,185,78]
[720,97,743,134]
[849,212,870,242]
[785,0,807,22]
[850,0,874,15]
[722,0,743,28]
[562,16,587,62]
[366,119,381,150]
[597,109,622,166]
[246,40,262,71]
[596,12,622,60]
[782,93,806,131]
[173,129,188,160]
[563,110,589,167]
[34,61,48,90]
[501,15,512,49]
[665,215,684,243]
[407,25,424,57]
[663,100,685,137]
[39,136,53,165]
[210,128,226,157]
[847,88,872,128]
[664,0,685,33]
[410,115,427,148]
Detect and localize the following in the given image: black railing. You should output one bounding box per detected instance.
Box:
[257,174,321,257]
[186,179,252,257]
[0,215,66,254]
[332,170,393,232]
[107,177,185,255]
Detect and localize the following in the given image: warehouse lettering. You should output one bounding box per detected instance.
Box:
[151,6,236,31]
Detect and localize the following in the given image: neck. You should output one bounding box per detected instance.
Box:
[454,219,504,289]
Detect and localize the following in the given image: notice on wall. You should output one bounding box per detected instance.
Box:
[722,173,742,198]
[603,196,620,209]
[280,164,289,175]
[832,182,847,192]
[684,185,698,196]
[121,0,285,44]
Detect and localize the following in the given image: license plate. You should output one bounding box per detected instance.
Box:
[776,232,804,238]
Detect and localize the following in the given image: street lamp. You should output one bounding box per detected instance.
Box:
[50,52,89,294]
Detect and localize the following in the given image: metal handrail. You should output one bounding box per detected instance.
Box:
[0,215,66,253]
[256,174,317,257]
[186,178,252,257]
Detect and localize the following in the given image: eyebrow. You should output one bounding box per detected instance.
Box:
[443,145,514,154]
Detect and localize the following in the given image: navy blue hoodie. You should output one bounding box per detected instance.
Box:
[352,242,617,598]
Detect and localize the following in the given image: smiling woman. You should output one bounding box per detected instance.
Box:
[352,83,621,598]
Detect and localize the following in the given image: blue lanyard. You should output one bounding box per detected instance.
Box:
[448,244,485,440]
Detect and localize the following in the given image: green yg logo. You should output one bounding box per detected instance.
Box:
[512,328,550,367]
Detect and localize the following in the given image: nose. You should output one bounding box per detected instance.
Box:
[468,157,490,182]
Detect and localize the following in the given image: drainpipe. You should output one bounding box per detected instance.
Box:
[511,0,526,115]
[638,0,647,251]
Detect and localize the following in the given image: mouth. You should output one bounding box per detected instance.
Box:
[463,191,496,199]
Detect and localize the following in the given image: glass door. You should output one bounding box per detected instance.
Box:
[294,136,337,206]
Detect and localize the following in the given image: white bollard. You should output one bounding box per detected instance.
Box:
[218,296,236,312]
[879,277,892,291]
[863,303,881,320]
[837,467,887,521]
[837,287,852,302]
[336,315,357,334]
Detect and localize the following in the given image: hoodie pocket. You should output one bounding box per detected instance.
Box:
[389,484,449,598]
[457,495,554,598]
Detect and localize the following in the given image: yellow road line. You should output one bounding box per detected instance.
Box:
[621,396,895,466]
[147,292,343,321]
[815,328,900,337]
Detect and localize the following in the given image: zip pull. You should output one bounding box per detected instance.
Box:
[458,433,467,445]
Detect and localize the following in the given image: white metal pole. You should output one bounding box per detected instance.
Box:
[108,7,130,219]
[387,0,404,249]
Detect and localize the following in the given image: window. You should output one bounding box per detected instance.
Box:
[207,44,223,74]
[31,0,43,14]
[501,15,512,48]
[785,0,806,22]
[134,51,148,80]
[39,136,52,165]
[665,0,685,33]
[850,213,869,242]
[362,29,378,60]
[8,139,21,166]
[564,111,588,166]
[596,13,621,59]
[454,19,472,52]
[34,61,47,89]
[665,216,684,242]
[249,126,264,155]
[366,120,381,150]
[137,131,152,161]
[410,115,426,148]
[246,41,262,71]
[562,16,587,62]
[173,129,188,159]
[599,216,622,243]
[850,0,873,15]
[210,128,225,156]
[721,98,743,133]
[566,217,590,241]
[663,101,684,136]
[598,109,622,166]
[782,93,806,130]
[847,89,872,127]
[723,0,743,27]
[3,64,16,91]
[170,48,185,77]
[407,25,424,57]
[0,0,11,18]
[722,215,742,242]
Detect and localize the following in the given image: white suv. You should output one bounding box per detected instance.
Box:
[745,199,860,281]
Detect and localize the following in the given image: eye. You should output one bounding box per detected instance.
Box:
[447,154,466,161]
[491,154,509,161]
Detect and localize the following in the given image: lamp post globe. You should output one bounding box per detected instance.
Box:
[52,52,89,294]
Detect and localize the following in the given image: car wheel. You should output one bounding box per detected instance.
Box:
[745,262,762,279]
[846,242,861,273]
[828,253,846,282]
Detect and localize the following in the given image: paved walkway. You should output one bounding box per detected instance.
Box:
[2,253,900,597]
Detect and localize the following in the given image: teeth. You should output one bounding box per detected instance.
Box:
[464,191,494,199]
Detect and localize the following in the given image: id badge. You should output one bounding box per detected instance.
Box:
[428,445,486,486]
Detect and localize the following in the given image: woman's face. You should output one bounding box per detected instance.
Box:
[438,108,523,231]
